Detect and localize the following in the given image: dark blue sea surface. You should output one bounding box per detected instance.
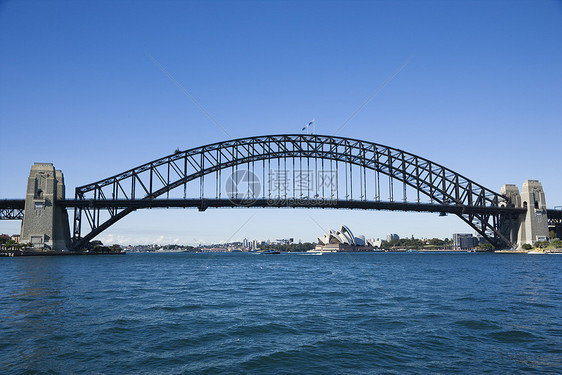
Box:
[1,252,561,374]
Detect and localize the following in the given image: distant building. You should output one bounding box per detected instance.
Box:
[474,232,485,245]
[243,238,249,248]
[453,233,478,250]
[387,233,399,242]
[368,238,383,248]
[276,238,292,245]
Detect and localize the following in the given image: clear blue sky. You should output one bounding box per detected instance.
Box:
[1,0,561,245]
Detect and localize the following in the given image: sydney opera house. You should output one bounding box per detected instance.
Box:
[315,225,378,252]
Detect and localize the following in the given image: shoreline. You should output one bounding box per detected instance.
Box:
[0,250,126,257]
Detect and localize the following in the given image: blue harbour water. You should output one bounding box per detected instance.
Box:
[1,252,561,374]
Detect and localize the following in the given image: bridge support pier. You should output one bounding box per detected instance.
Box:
[20,163,71,250]
[501,180,549,249]
[500,184,522,245]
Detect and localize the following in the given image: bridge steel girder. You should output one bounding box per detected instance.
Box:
[60,198,526,214]
[0,199,25,220]
[547,209,562,223]
[71,134,518,250]
[548,210,562,239]
[0,208,24,220]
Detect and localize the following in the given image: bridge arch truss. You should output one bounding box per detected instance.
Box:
[71,134,518,249]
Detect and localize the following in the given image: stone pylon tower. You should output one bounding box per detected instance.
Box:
[501,180,550,249]
[517,180,549,247]
[20,163,71,250]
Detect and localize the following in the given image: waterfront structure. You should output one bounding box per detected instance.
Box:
[316,225,374,252]
[1,134,561,251]
[368,238,383,248]
[453,233,478,250]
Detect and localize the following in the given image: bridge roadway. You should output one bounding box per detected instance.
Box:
[57,198,529,215]
[0,200,25,209]
[0,198,523,212]
[4,198,562,219]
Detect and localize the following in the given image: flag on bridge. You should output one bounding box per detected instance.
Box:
[302,119,315,131]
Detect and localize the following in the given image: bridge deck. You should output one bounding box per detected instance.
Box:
[5,198,562,217]
[55,198,526,215]
[0,199,25,209]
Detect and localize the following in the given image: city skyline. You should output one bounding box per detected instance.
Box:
[1,1,561,245]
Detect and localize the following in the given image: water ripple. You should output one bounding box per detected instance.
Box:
[1,252,561,374]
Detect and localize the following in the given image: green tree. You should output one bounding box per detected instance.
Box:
[533,240,549,249]
[109,244,122,253]
[428,238,445,246]
[550,239,562,249]
[522,243,532,250]
[479,242,494,250]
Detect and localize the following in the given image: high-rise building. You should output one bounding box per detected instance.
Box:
[387,233,399,242]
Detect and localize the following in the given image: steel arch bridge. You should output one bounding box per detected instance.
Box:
[64,134,528,250]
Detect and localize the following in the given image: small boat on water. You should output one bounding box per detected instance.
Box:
[527,248,546,255]
[261,250,280,254]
